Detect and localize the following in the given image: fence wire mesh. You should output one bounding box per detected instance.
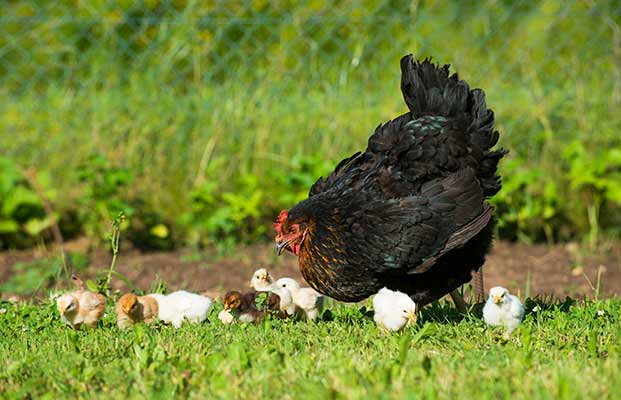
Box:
[1,0,621,245]
[1,1,618,94]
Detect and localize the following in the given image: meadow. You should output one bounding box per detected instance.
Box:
[1,1,621,251]
[1,2,621,398]
[1,297,620,399]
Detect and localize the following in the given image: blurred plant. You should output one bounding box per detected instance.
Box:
[562,141,621,249]
[180,173,266,250]
[492,158,562,243]
[0,157,52,249]
[268,154,334,206]
[126,198,175,251]
[1,1,621,248]
[0,252,88,296]
[76,155,134,243]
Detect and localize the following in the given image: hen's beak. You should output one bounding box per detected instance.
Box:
[407,310,417,324]
[493,296,502,304]
[275,239,291,255]
[59,304,68,314]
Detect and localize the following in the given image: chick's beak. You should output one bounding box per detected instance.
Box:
[493,296,502,304]
[407,310,417,324]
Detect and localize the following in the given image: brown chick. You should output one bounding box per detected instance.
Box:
[116,293,160,330]
[223,290,282,323]
[56,290,106,329]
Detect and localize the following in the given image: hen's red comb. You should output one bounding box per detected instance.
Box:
[273,210,288,234]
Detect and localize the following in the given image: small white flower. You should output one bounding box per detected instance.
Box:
[597,310,605,316]
[0,308,6,314]
[532,305,541,312]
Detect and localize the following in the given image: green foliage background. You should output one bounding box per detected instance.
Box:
[1,0,620,249]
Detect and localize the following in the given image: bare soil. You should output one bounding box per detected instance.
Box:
[1,238,620,301]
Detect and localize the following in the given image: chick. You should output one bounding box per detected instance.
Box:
[250,268,296,317]
[223,290,281,323]
[275,277,324,321]
[56,290,106,329]
[116,293,160,330]
[483,286,524,337]
[250,268,274,291]
[372,287,417,332]
[156,290,213,328]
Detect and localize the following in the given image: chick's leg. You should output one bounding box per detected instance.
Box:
[306,308,318,321]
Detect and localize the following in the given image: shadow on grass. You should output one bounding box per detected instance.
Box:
[418,295,578,324]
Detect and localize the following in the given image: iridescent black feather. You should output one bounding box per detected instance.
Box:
[286,55,507,305]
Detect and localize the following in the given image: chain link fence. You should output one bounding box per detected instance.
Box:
[1,1,620,246]
[1,1,617,93]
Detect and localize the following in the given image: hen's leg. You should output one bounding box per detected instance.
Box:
[449,290,468,313]
[473,268,485,301]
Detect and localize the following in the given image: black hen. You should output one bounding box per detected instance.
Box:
[274,55,506,305]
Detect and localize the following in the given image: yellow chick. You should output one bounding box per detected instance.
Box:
[250,268,297,316]
[250,268,274,291]
[116,293,160,330]
[56,290,106,329]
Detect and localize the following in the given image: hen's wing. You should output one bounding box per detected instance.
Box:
[344,167,490,274]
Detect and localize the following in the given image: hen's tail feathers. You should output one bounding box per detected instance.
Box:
[400,54,507,197]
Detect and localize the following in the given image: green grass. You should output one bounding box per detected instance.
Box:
[1,298,619,399]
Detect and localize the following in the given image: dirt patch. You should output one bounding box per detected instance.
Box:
[1,239,620,301]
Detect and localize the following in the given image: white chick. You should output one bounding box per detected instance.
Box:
[250,268,296,316]
[275,277,324,321]
[155,290,213,328]
[483,286,524,336]
[56,290,106,329]
[372,287,417,332]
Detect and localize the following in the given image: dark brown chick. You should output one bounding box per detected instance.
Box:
[223,290,282,323]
